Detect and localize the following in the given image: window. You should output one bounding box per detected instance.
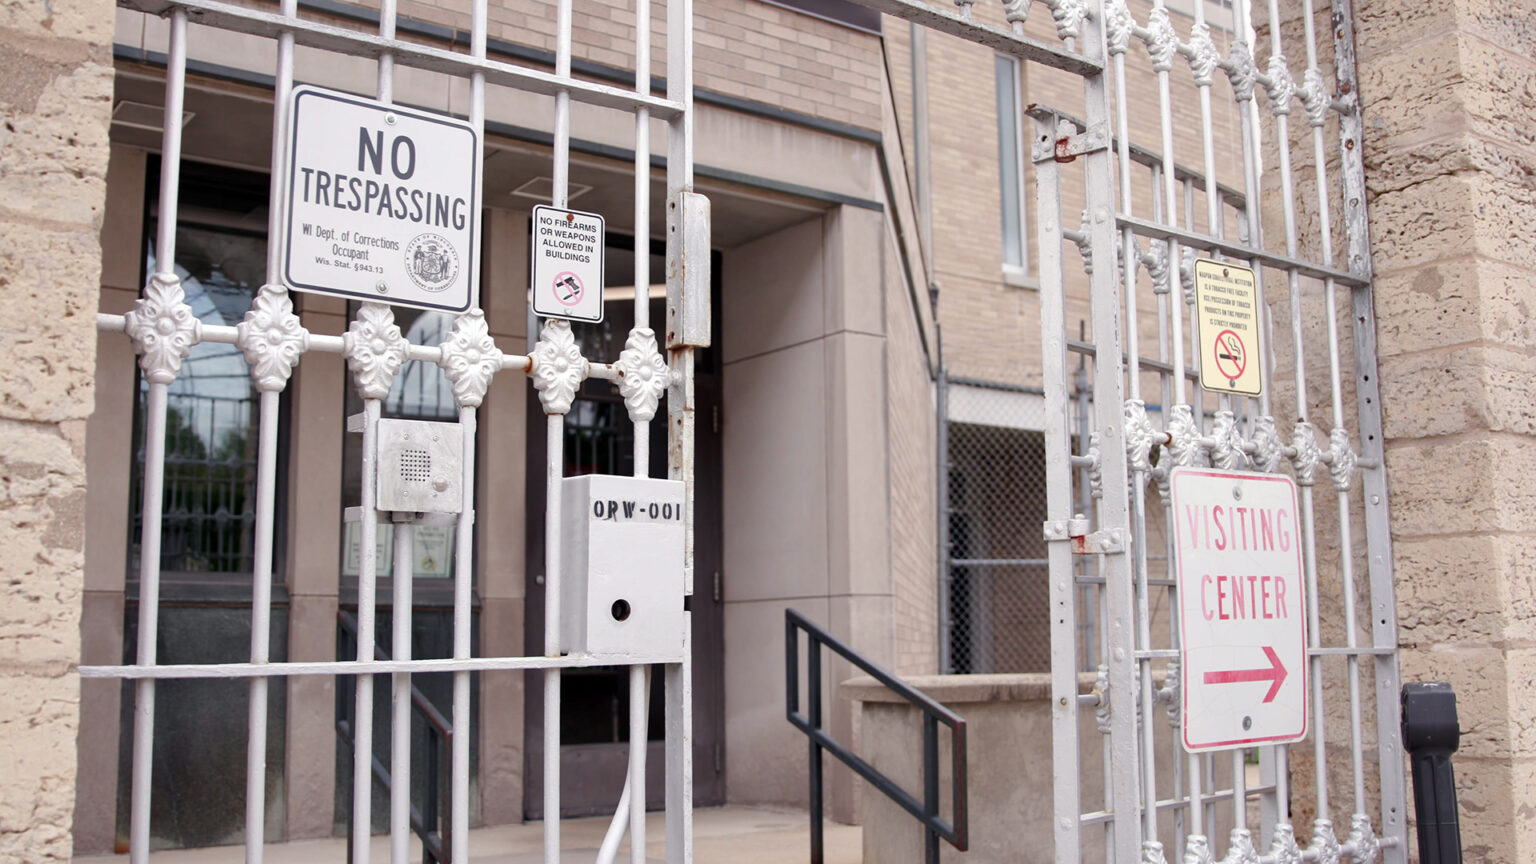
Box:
[129,162,276,580]
[995,53,1030,286]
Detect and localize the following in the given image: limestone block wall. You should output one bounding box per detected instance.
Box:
[1351,0,1536,856]
[0,0,114,860]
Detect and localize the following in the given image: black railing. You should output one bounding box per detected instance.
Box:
[336,610,453,864]
[785,609,967,864]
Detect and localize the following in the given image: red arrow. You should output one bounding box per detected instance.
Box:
[1203,646,1287,703]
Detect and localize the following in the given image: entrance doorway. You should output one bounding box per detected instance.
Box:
[523,236,725,818]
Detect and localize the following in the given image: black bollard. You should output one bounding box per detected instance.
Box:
[1401,682,1462,864]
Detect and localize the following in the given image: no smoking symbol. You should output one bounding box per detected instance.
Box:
[553,271,584,307]
[1214,329,1246,382]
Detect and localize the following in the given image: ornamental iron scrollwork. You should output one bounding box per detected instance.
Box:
[125,272,200,386]
[439,308,502,409]
[344,303,409,401]
[530,318,588,416]
[616,327,670,422]
[236,285,308,393]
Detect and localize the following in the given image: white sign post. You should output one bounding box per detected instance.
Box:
[1171,467,1308,752]
[280,86,479,313]
[531,204,605,323]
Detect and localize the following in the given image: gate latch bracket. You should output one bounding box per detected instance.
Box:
[1031,121,1110,164]
[1045,517,1126,555]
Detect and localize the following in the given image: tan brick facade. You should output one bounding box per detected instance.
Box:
[391,0,885,130]
[0,0,113,859]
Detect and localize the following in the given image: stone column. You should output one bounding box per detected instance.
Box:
[1355,0,1536,857]
[0,0,114,859]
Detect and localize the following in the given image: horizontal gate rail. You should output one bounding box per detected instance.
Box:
[785,609,967,864]
[119,0,687,117]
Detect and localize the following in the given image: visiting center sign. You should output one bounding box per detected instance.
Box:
[279,86,479,313]
[1170,467,1308,752]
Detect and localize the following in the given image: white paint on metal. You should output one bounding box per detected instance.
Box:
[560,476,687,661]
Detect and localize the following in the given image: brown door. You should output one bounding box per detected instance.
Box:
[523,244,725,818]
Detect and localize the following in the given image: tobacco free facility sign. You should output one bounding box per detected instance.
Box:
[1171,467,1308,752]
[1194,259,1262,396]
[281,86,479,312]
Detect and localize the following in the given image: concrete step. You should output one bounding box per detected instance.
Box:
[76,805,861,864]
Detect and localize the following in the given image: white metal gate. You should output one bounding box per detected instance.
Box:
[83,0,707,861]
[1024,0,1405,860]
[844,0,1404,858]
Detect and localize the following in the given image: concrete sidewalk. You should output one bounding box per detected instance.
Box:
[76,805,861,864]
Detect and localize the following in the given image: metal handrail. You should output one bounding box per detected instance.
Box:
[336,610,452,864]
[785,608,968,864]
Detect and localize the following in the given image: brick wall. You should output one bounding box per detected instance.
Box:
[0,0,114,859]
[918,1,1246,389]
[885,230,939,677]
[388,0,886,130]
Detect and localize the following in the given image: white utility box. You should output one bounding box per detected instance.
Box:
[376,418,463,514]
[560,474,686,662]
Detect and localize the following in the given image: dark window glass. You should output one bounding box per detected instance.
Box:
[130,226,267,577]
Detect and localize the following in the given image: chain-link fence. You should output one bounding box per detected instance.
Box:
[941,372,1099,674]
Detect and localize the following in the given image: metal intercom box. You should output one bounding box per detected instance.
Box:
[375,418,463,514]
[560,474,686,661]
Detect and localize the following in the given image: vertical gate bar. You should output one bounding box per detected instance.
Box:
[244,3,298,861]
[543,414,564,864]
[1331,0,1407,849]
[1258,0,1332,832]
[246,388,281,864]
[354,398,383,864]
[453,6,487,848]
[1032,112,1079,864]
[391,522,414,864]
[456,0,487,846]
[452,405,476,864]
[629,0,654,854]
[1297,0,1375,825]
[1232,750,1246,833]
[355,1,401,854]
[664,0,696,856]
[376,0,395,102]
[1078,5,1141,852]
[128,12,187,863]
[1149,3,1187,408]
[544,0,576,856]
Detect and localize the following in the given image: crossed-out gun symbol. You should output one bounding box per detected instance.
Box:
[557,275,581,301]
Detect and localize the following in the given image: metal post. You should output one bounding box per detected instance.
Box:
[808,638,824,864]
[1401,683,1462,864]
[391,520,413,864]
[128,13,188,863]
[1033,111,1081,864]
[923,715,940,864]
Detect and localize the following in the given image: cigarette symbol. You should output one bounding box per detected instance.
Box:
[1219,334,1242,361]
